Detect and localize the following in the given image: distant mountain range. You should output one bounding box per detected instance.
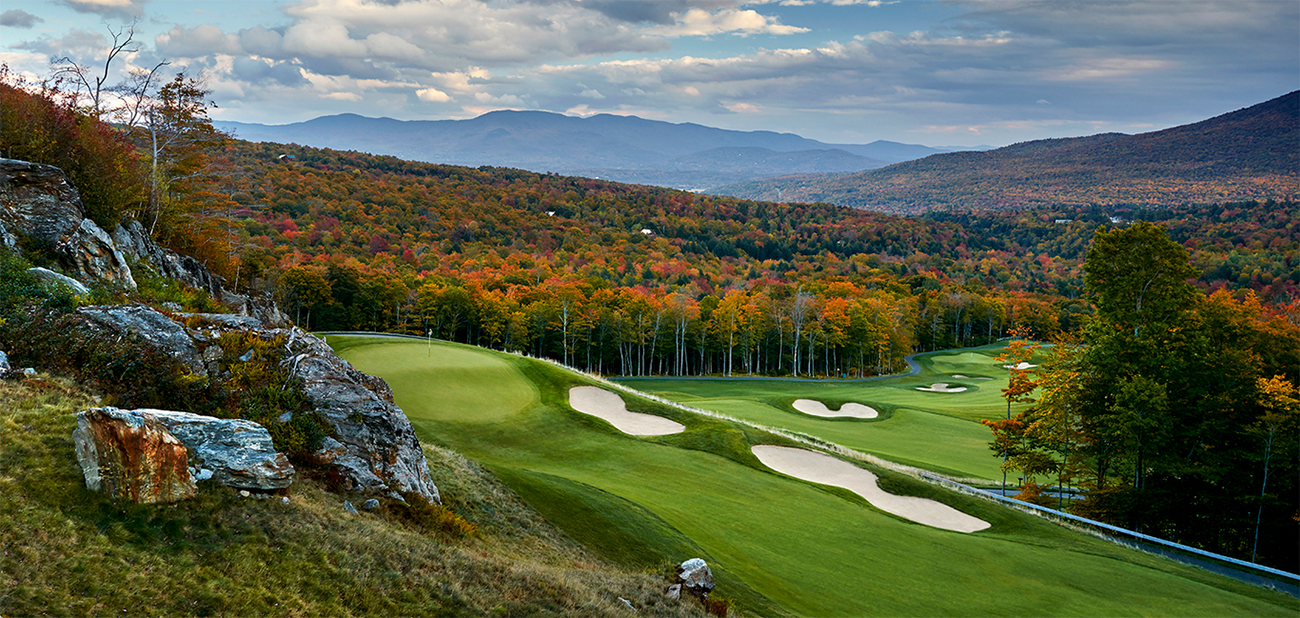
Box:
[714,91,1299,214]
[215,111,954,191]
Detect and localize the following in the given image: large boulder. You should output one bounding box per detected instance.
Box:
[0,158,135,290]
[137,409,294,491]
[76,305,206,376]
[286,330,440,503]
[72,407,197,503]
[27,266,90,296]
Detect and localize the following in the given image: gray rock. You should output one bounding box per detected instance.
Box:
[288,331,440,503]
[112,218,220,297]
[0,350,9,372]
[72,407,197,503]
[77,305,206,376]
[27,267,89,296]
[665,584,681,600]
[237,348,254,362]
[0,159,135,289]
[179,312,265,330]
[676,558,715,599]
[362,498,380,510]
[161,301,183,312]
[21,368,35,376]
[136,409,294,491]
[618,597,635,611]
[344,500,359,515]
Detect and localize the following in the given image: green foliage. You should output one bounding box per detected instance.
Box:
[128,259,224,312]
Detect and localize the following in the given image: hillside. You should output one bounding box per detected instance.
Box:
[215,110,949,191]
[715,90,1300,213]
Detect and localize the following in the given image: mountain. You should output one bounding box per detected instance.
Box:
[713,91,1300,214]
[215,111,949,191]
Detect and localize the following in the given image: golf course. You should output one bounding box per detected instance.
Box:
[331,335,1296,617]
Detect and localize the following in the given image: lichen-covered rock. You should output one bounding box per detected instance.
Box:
[112,219,221,297]
[676,558,715,599]
[72,407,197,503]
[77,305,206,376]
[137,409,294,491]
[27,266,90,296]
[0,158,135,289]
[286,330,440,503]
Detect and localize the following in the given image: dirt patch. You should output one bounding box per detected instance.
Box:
[568,386,685,436]
[751,445,990,533]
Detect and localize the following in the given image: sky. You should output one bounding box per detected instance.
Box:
[0,0,1296,147]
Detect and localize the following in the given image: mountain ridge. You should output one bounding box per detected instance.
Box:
[215,110,951,191]
[713,90,1299,213]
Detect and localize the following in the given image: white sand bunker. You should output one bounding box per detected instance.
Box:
[792,399,878,419]
[952,374,992,380]
[1003,362,1038,370]
[752,445,989,533]
[916,383,968,393]
[568,386,685,436]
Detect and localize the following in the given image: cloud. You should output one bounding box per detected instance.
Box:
[645,8,809,37]
[155,24,241,56]
[52,0,145,20]
[416,87,452,102]
[0,10,44,28]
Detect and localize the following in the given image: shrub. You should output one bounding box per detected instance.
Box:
[381,492,478,538]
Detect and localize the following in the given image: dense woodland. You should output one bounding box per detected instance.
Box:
[2,70,1298,571]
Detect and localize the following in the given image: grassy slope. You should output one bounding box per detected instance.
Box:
[334,336,1296,617]
[619,346,1020,482]
[0,375,708,618]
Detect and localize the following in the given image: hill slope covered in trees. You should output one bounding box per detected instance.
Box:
[716,91,1299,213]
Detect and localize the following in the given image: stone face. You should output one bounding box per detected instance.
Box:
[287,330,440,503]
[72,408,197,503]
[0,158,135,289]
[77,305,206,376]
[676,558,715,599]
[112,219,221,297]
[137,409,294,491]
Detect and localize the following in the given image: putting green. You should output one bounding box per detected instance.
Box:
[333,336,1295,618]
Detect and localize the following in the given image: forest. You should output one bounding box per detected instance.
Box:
[2,70,1297,571]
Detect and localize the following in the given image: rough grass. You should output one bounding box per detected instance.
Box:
[336,336,1298,618]
[0,375,711,618]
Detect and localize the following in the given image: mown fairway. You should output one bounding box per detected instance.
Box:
[332,336,1295,617]
[619,346,1021,482]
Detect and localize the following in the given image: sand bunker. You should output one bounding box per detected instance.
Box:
[1003,362,1038,370]
[792,399,878,419]
[752,445,989,533]
[568,386,685,436]
[916,383,968,393]
[952,374,991,380]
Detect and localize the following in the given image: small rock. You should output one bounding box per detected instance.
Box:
[665,584,681,600]
[240,490,250,497]
[161,301,182,312]
[344,500,359,515]
[618,597,635,611]
[676,558,715,599]
[0,350,9,372]
[22,368,35,376]
[237,348,255,362]
[277,411,293,423]
[362,498,380,510]
[281,496,291,505]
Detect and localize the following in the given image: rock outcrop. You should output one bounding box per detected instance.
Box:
[27,266,90,296]
[112,219,222,297]
[77,304,206,376]
[138,409,294,491]
[0,158,136,289]
[72,407,197,503]
[286,330,440,503]
[675,558,715,600]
